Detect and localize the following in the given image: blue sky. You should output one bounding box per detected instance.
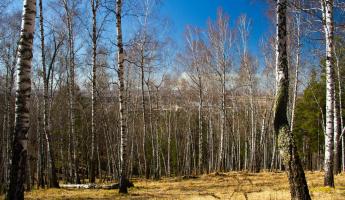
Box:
[6,0,273,74]
[8,0,272,59]
[160,0,273,57]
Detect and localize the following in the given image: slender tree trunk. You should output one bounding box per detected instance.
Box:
[249,85,256,172]
[334,50,345,172]
[116,0,129,193]
[147,83,154,179]
[270,130,276,171]
[237,117,241,170]
[198,75,203,174]
[217,66,226,171]
[334,86,341,174]
[273,0,311,199]
[4,60,12,191]
[90,0,99,184]
[1,116,6,191]
[63,0,80,184]
[208,107,214,172]
[333,47,342,174]
[140,62,148,179]
[6,0,36,199]
[39,0,59,188]
[290,11,301,133]
[36,96,45,188]
[321,0,335,188]
[167,106,171,176]
[154,87,160,179]
[185,110,191,175]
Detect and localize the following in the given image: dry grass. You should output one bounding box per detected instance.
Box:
[1,171,345,199]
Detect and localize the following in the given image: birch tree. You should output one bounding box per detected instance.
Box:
[237,14,258,172]
[180,26,207,173]
[90,0,100,184]
[207,9,233,171]
[62,0,80,184]
[6,0,36,199]
[116,0,129,193]
[321,0,335,187]
[39,0,60,188]
[273,0,311,199]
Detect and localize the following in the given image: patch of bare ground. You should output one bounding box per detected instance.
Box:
[1,171,345,199]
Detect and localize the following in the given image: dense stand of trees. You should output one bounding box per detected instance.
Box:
[0,0,345,199]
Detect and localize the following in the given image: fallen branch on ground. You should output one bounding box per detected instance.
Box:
[60,181,134,190]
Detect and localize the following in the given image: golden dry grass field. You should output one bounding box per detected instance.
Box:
[2,171,345,199]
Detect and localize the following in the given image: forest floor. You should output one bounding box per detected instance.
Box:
[2,171,345,199]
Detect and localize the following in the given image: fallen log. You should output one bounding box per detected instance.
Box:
[60,181,134,190]
[60,183,98,189]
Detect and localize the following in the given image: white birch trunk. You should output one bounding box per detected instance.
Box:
[7,0,36,199]
[116,0,129,193]
[321,0,335,187]
[90,0,99,184]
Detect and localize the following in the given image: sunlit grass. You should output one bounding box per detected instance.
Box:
[1,171,345,199]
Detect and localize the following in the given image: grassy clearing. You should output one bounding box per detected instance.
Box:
[1,171,345,199]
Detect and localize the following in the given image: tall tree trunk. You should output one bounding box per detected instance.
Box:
[90,0,99,184]
[116,0,129,193]
[63,0,80,184]
[167,105,171,176]
[140,61,148,179]
[6,0,36,199]
[321,0,335,187]
[39,0,59,188]
[198,75,203,174]
[154,86,160,179]
[217,65,226,171]
[273,0,311,199]
[335,51,345,172]
[184,110,191,175]
[333,46,342,174]
[147,83,154,179]
[249,85,256,172]
[208,106,214,172]
[334,85,341,174]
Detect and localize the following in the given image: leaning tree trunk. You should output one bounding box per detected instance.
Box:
[116,0,129,194]
[273,0,311,199]
[321,0,335,187]
[6,0,36,199]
